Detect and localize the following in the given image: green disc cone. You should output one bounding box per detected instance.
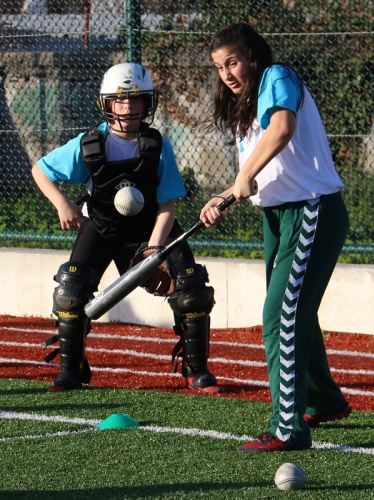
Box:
[96,413,140,430]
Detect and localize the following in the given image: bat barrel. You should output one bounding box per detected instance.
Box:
[84,251,165,319]
[84,194,236,320]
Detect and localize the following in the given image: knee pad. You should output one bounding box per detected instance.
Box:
[169,286,214,318]
[53,260,97,319]
[174,263,210,290]
[169,263,215,317]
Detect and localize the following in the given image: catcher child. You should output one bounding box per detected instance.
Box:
[31,62,220,394]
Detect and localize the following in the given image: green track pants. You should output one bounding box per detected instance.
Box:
[262,191,349,446]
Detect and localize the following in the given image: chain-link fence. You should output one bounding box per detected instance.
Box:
[0,0,373,262]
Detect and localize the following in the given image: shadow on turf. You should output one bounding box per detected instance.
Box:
[219,384,269,396]
[0,387,49,396]
[0,386,135,413]
[4,482,374,499]
[306,484,374,492]
[1,482,271,499]
[311,421,374,434]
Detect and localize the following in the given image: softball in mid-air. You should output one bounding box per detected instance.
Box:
[274,462,306,491]
[114,186,144,216]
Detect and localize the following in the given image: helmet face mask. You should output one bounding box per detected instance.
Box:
[98,63,158,131]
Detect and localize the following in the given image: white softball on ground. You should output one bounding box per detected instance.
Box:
[274,462,306,491]
[114,186,144,216]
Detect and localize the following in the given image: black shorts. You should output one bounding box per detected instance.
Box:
[70,219,195,285]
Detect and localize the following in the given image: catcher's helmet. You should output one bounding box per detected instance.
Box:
[98,63,158,128]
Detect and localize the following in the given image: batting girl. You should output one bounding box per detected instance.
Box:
[200,22,351,452]
[32,63,220,394]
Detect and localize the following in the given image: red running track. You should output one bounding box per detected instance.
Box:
[0,315,373,412]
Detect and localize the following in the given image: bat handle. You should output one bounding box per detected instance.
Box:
[195,193,236,230]
[178,194,237,239]
[216,194,236,211]
[160,194,237,257]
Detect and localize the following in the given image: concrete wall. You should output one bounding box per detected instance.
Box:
[0,248,373,335]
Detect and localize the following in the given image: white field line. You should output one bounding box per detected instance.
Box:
[0,410,373,456]
[0,357,373,397]
[0,410,99,426]
[1,329,373,397]
[0,356,267,385]
[0,428,94,442]
[0,341,266,367]
[1,340,374,376]
[1,326,373,359]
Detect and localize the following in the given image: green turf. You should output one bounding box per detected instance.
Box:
[0,378,373,499]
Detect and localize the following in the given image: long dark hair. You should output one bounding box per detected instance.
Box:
[209,22,274,141]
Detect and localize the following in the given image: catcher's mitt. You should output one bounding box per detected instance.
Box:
[129,246,176,297]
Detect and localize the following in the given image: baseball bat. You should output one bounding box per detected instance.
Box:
[84,194,236,320]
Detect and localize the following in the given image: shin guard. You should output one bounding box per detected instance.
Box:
[168,264,218,391]
[47,261,97,390]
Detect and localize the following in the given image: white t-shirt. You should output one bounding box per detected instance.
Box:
[105,126,139,160]
[238,65,344,207]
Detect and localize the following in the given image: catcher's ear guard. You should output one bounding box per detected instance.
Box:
[129,246,176,296]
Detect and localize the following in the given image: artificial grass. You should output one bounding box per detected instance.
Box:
[0,378,373,499]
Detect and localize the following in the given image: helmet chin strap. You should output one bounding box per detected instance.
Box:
[109,111,145,134]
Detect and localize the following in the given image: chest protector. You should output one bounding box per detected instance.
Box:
[80,124,162,241]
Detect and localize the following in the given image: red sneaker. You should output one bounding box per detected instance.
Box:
[48,359,91,392]
[237,432,312,453]
[304,404,352,428]
[186,376,222,394]
[184,368,222,394]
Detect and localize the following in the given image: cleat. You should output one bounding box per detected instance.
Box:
[186,376,222,394]
[48,377,82,392]
[237,432,312,453]
[48,366,90,393]
[304,404,352,428]
[185,369,222,394]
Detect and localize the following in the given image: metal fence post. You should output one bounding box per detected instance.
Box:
[126,0,142,63]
